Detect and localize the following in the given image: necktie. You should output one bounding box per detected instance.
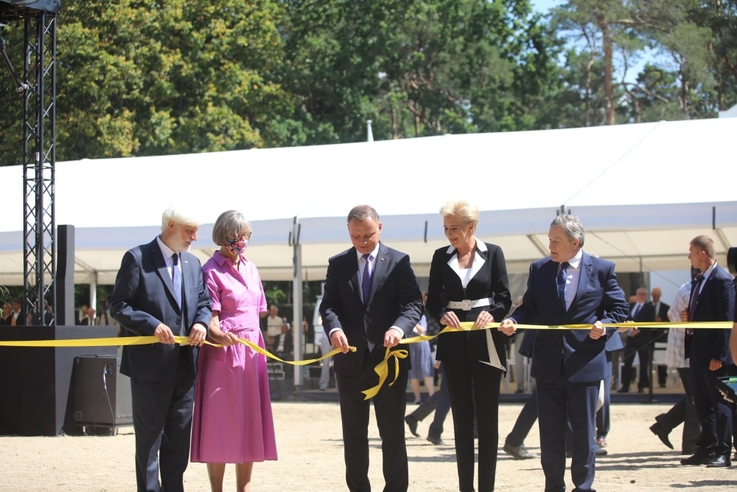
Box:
[362,254,372,305]
[557,261,569,311]
[632,303,641,319]
[171,253,182,307]
[688,274,704,321]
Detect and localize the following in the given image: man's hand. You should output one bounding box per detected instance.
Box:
[330,330,350,354]
[589,321,606,340]
[384,327,403,348]
[187,323,207,346]
[153,323,176,344]
[680,309,689,322]
[709,358,723,371]
[498,318,516,336]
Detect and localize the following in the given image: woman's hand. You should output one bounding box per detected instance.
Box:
[474,311,494,329]
[441,311,461,328]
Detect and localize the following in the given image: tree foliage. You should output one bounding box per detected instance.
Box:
[1,0,736,165]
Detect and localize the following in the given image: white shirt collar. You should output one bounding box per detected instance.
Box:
[445,237,487,255]
[355,243,380,263]
[566,249,584,269]
[701,261,717,280]
[156,235,177,262]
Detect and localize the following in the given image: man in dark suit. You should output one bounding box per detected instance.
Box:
[618,287,656,393]
[110,206,212,492]
[680,235,735,467]
[500,214,628,492]
[320,205,424,492]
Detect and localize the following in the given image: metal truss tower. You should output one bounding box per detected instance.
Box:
[1,1,59,325]
[23,11,56,325]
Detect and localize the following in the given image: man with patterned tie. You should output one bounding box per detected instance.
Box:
[679,235,735,468]
[110,206,212,492]
[499,214,629,492]
[320,205,424,492]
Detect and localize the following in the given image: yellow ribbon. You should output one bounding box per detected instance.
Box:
[1,320,730,399]
[0,335,355,365]
[361,345,408,400]
[359,320,732,398]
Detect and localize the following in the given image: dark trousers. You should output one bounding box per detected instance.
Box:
[654,367,700,453]
[506,388,538,446]
[130,352,195,492]
[409,365,451,440]
[444,359,502,492]
[537,378,599,492]
[620,343,650,391]
[336,360,408,492]
[690,363,733,457]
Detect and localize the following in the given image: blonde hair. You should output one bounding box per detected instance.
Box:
[439,200,479,226]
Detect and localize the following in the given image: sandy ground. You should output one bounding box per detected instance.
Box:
[3,401,737,492]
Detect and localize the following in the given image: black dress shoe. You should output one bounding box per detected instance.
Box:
[595,444,608,456]
[404,416,419,437]
[706,455,731,468]
[681,453,715,466]
[617,387,630,393]
[503,442,537,460]
[649,423,674,450]
[427,436,445,445]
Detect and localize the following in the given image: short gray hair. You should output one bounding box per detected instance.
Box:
[439,200,479,226]
[161,205,201,231]
[347,205,380,223]
[550,214,585,248]
[212,210,251,247]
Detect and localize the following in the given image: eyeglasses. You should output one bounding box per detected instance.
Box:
[227,232,252,243]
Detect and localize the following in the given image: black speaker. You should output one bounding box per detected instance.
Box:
[56,224,76,326]
[73,356,132,430]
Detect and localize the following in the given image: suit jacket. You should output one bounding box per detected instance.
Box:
[426,241,512,367]
[319,242,424,376]
[511,252,629,384]
[110,238,212,382]
[625,301,656,348]
[689,265,735,367]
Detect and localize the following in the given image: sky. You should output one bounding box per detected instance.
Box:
[528,0,654,83]
[530,0,563,13]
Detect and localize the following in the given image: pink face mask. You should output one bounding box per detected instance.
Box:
[227,237,248,255]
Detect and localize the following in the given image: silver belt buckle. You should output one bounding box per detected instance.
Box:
[459,299,472,311]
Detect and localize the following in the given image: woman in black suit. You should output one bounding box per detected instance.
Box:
[426,200,512,492]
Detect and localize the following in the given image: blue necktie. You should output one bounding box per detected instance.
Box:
[557,261,569,311]
[362,254,372,305]
[171,253,182,307]
[688,274,704,321]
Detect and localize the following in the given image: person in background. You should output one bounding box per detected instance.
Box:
[679,235,734,468]
[1,302,12,325]
[408,293,436,405]
[649,266,701,456]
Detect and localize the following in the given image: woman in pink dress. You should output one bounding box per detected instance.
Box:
[191,210,277,492]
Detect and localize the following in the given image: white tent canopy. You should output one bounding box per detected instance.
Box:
[1,117,736,286]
